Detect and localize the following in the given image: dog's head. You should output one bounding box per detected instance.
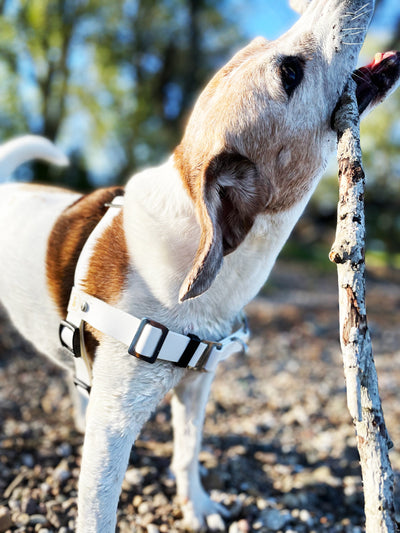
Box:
[174,0,399,302]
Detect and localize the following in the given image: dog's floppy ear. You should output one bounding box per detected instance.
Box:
[179,151,269,302]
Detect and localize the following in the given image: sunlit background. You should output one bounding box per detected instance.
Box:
[0,0,399,268]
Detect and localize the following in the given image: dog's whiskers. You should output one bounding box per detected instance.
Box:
[352,69,370,80]
[342,41,366,46]
[343,3,370,16]
[350,2,370,14]
[346,30,367,37]
[352,70,373,85]
[351,9,372,23]
[342,4,372,23]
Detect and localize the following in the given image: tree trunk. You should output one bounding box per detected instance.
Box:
[329,79,398,532]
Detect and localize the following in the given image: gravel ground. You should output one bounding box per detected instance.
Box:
[1,260,400,533]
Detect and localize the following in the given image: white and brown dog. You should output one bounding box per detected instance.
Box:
[1,0,400,531]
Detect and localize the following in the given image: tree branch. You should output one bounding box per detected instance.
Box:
[330,79,398,532]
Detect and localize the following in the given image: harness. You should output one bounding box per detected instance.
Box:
[59,196,250,397]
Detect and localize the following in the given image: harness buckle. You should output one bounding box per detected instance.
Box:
[59,320,81,358]
[128,318,169,364]
[193,339,222,371]
[73,376,91,396]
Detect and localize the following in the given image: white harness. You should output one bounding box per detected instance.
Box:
[59,196,250,397]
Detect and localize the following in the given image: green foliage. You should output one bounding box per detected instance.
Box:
[0,0,244,187]
[360,90,400,264]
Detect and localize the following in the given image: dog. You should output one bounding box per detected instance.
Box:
[1,0,400,531]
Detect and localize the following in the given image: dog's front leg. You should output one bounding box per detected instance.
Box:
[76,345,183,533]
[171,370,229,531]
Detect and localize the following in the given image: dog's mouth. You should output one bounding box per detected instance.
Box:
[352,50,400,114]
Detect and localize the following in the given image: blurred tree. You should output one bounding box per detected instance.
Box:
[288,1,400,267]
[0,0,244,188]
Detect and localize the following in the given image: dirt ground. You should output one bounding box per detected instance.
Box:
[0,260,400,532]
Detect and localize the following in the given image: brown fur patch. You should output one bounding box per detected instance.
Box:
[81,211,129,303]
[46,186,127,360]
[46,186,125,316]
[81,210,129,358]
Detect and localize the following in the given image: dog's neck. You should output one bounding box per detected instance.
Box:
[123,155,318,339]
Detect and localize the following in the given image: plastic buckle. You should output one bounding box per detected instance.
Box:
[194,339,222,371]
[128,318,169,363]
[59,320,81,358]
[73,376,91,396]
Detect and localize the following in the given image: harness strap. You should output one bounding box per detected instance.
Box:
[61,287,249,373]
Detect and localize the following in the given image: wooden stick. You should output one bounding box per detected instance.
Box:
[330,79,398,532]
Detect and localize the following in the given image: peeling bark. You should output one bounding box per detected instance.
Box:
[330,79,398,532]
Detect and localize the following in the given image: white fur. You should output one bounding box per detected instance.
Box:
[123,158,314,340]
[0,1,381,531]
[0,183,79,359]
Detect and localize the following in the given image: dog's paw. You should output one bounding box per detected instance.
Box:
[180,492,231,532]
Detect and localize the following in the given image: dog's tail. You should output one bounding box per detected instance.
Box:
[0,135,69,179]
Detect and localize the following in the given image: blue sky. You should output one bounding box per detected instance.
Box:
[237,0,400,42]
[235,0,298,40]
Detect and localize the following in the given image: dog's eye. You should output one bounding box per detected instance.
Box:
[280,57,304,97]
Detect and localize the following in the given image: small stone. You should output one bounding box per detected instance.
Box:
[229,519,250,533]
[146,525,160,533]
[125,468,144,487]
[67,518,76,530]
[299,508,314,526]
[256,498,268,511]
[21,454,34,468]
[61,497,77,512]
[152,493,168,507]
[260,508,291,531]
[39,483,52,496]
[11,511,30,527]
[46,508,62,529]
[0,506,13,532]
[142,484,159,496]
[117,520,133,533]
[140,512,155,527]
[56,443,72,458]
[53,460,71,483]
[206,513,226,531]
[29,514,48,525]
[133,495,143,508]
[282,493,302,508]
[21,497,38,515]
[138,501,153,515]
[8,499,21,512]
